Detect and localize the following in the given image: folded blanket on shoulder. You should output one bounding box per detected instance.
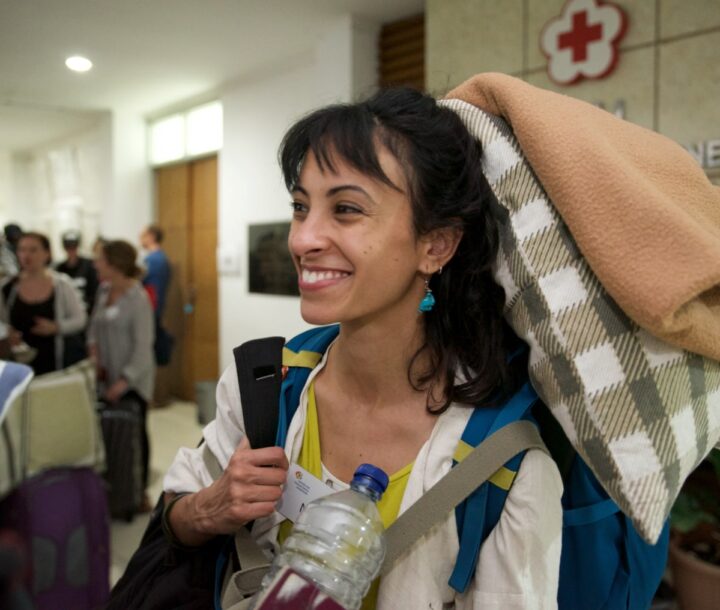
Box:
[446,72,720,362]
[441,75,720,543]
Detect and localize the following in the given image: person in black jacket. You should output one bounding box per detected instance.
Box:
[55,230,99,365]
[56,230,99,314]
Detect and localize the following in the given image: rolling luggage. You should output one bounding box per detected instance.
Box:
[98,397,144,521]
[0,466,110,609]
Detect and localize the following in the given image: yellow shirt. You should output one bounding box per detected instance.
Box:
[278,382,412,610]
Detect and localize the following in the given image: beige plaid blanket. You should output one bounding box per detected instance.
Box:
[441,74,720,543]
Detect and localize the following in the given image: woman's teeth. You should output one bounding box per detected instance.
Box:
[302,269,349,283]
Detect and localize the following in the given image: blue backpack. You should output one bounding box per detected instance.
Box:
[277,325,670,610]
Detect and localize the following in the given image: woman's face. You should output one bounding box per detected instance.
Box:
[17,237,50,271]
[288,145,431,328]
[93,252,113,282]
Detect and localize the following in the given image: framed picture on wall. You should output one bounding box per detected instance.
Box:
[248,222,299,296]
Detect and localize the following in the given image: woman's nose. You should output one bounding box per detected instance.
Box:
[288,212,330,256]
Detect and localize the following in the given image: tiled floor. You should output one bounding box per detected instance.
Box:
[109,400,203,585]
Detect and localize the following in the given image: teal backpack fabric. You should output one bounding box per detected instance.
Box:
[448,380,538,593]
[277,325,670,609]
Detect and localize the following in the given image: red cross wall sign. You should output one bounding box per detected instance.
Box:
[541,0,628,85]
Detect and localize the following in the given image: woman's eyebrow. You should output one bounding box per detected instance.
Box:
[326,184,378,205]
[292,183,380,206]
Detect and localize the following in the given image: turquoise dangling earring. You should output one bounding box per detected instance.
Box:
[418,277,435,313]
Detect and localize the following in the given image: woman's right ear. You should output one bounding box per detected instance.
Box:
[419,226,463,272]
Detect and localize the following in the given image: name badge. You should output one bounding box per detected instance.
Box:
[276,464,334,523]
[105,305,120,320]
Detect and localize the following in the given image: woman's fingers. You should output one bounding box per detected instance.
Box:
[231,436,289,469]
[225,455,288,488]
[192,437,290,534]
[231,482,284,504]
[239,501,280,522]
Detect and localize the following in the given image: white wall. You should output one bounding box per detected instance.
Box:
[0,152,12,226]
[352,17,382,101]
[3,106,152,258]
[217,14,379,370]
[5,114,113,257]
[105,110,153,243]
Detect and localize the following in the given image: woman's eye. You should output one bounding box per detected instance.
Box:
[290,201,307,214]
[335,203,362,215]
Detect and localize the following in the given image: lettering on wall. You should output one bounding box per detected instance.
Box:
[684,140,720,170]
[594,99,626,119]
[541,0,628,85]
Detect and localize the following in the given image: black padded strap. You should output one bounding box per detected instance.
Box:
[232,337,285,449]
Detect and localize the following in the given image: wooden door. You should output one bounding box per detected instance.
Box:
[155,156,219,401]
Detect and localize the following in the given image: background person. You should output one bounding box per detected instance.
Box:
[139,224,173,366]
[0,232,87,374]
[92,236,109,259]
[161,88,562,608]
[56,230,99,314]
[56,230,100,364]
[88,239,155,509]
[2,224,22,269]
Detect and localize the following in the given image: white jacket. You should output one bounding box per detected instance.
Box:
[164,348,563,609]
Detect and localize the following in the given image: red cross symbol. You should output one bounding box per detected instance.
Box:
[558,11,603,63]
[541,0,627,85]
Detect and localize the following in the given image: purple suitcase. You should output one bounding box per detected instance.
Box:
[0,467,111,610]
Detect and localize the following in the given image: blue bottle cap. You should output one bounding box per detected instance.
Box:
[352,464,389,495]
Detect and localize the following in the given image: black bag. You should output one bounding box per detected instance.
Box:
[106,337,284,610]
[107,497,229,610]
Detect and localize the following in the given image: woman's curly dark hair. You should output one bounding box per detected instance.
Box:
[280,87,520,413]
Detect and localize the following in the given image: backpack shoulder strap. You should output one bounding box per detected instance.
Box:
[232,336,285,449]
[275,325,339,447]
[381,419,547,576]
[448,381,541,593]
[229,324,340,450]
[219,326,339,609]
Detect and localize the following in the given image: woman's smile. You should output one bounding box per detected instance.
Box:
[298,266,352,291]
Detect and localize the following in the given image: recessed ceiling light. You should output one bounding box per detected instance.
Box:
[65,56,93,72]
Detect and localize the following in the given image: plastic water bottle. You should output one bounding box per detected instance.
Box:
[254,463,388,610]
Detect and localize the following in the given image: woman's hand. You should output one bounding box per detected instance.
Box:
[86,344,105,381]
[104,378,129,402]
[30,317,59,336]
[8,328,22,347]
[166,436,289,546]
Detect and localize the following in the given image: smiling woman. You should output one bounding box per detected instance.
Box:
[153,87,564,610]
[287,147,426,329]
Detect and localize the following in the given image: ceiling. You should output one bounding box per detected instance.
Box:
[0,0,424,153]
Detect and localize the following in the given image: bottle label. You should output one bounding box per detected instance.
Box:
[277,463,334,523]
[254,566,344,609]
